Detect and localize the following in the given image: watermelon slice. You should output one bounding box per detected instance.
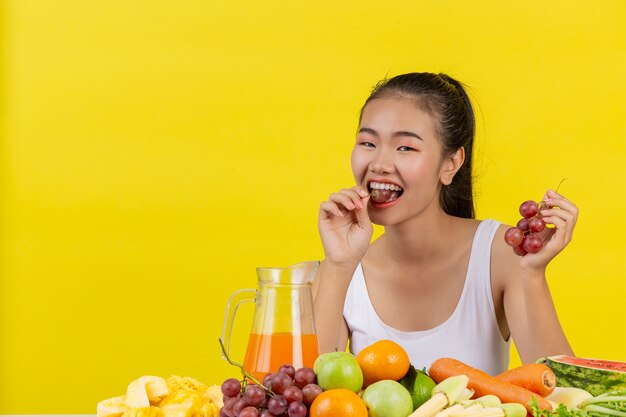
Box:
[538,355,626,396]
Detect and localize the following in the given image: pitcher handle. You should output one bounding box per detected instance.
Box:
[221,288,256,363]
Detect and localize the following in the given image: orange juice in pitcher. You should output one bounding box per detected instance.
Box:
[243,333,319,380]
[222,261,320,380]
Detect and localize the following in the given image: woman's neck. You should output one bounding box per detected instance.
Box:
[382,207,461,264]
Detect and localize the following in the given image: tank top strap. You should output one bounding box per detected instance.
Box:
[466,219,501,288]
[458,219,502,334]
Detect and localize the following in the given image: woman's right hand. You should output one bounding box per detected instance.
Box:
[318,186,373,267]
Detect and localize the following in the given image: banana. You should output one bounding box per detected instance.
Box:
[97,395,127,417]
[126,379,151,409]
[126,376,170,408]
[203,385,224,408]
[141,376,170,401]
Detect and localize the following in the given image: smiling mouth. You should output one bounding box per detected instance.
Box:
[368,181,404,203]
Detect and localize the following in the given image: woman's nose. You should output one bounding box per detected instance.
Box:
[369,149,395,174]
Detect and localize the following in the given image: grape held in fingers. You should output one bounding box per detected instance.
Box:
[528,216,546,233]
[519,200,539,219]
[513,245,527,256]
[370,189,392,203]
[517,218,529,232]
[523,234,543,253]
[507,197,547,256]
[504,227,524,247]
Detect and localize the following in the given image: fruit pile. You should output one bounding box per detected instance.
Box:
[504,199,547,256]
[218,340,425,417]
[217,340,626,417]
[97,375,223,417]
[96,344,626,417]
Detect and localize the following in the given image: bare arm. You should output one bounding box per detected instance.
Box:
[312,262,353,352]
[314,186,372,353]
[498,189,577,362]
[499,252,574,362]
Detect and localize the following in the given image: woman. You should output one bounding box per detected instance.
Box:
[313,72,576,375]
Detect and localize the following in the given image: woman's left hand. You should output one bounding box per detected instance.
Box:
[520,189,579,271]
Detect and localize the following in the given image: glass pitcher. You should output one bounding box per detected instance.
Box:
[221,261,320,380]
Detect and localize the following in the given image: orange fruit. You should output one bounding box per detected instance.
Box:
[309,388,368,417]
[356,339,410,387]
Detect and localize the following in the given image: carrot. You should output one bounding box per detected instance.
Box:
[428,358,553,413]
[496,363,556,397]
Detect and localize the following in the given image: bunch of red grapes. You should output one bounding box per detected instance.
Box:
[220,365,322,417]
[505,200,547,256]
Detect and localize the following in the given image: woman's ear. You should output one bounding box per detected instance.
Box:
[440,147,465,185]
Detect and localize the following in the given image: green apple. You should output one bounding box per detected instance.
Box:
[313,351,363,393]
[362,379,413,417]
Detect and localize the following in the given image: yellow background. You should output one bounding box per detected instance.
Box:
[1,0,625,412]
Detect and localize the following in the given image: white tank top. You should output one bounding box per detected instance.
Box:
[343,219,510,375]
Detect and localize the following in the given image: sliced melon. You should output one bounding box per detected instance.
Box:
[539,355,626,396]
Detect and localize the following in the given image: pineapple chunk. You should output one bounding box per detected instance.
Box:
[167,376,207,395]
[201,403,222,417]
[194,402,220,417]
[121,406,163,417]
[159,390,202,409]
[161,402,198,417]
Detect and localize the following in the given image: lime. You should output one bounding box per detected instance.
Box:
[399,365,437,410]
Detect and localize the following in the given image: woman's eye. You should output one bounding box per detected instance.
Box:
[398,146,416,152]
[360,141,375,148]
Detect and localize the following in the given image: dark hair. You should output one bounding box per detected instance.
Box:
[360,72,476,219]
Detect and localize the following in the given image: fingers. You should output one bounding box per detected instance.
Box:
[542,189,579,219]
[538,190,578,247]
[354,195,371,224]
[320,186,369,219]
[331,188,365,210]
[540,210,574,246]
[320,201,345,218]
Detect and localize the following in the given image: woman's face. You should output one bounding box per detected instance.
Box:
[351,96,451,225]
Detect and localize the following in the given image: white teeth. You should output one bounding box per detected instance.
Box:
[369,181,403,191]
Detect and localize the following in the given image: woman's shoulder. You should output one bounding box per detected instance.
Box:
[489,222,523,282]
[490,221,517,251]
